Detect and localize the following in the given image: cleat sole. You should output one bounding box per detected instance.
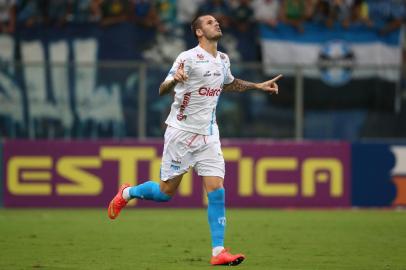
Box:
[228,256,244,266]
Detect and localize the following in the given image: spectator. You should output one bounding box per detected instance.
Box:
[279,0,307,32]
[0,0,16,33]
[16,0,42,28]
[198,0,232,29]
[230,0,259,61]
[231,0,254,32]
[155,0,176,31]
[176,0,204,49]
[308,0,331,26]
[251,0,280,28]
[44,0,70,27]
[349,0,372,27]
[304,0,317,20]
[67,0,102,23]
[176,0,204,24]
[328,0,353,28]
[100,0,130,26]
[368,0,405,36]
[130,0,161,30]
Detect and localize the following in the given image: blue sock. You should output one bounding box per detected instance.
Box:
[207,188,226,248]
[129,181,171,202]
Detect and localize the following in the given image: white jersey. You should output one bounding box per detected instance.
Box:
[164,45,234,135]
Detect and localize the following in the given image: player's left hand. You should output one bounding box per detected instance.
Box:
[257,74,282,94]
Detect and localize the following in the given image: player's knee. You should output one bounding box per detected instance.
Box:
[159,176,182,197]
[207,188,225,202]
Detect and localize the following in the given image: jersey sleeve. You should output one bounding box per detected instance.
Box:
[223,54,234,85]
[164,52,192,82]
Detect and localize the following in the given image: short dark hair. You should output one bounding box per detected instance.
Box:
[191,14,209,39]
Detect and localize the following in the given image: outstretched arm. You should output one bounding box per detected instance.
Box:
[223,74,282,94]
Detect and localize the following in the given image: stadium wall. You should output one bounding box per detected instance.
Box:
[351,143,406,207]
[1,139,405,208]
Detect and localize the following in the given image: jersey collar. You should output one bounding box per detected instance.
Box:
[196,45,220,61]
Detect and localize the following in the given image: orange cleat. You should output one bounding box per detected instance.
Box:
[210,248,245,266]
[108,183,130,219]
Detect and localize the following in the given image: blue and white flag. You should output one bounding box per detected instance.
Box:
[260,23,402,86]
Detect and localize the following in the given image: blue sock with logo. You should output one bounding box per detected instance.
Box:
[128,181,171,202]
[207,188,226,248]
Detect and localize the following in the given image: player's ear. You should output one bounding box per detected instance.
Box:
[196,29,203,38]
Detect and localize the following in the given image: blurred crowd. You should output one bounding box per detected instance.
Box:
[0,0,404,35]
[0,0,405,139]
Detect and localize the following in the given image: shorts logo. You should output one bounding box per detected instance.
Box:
[198,87,222,97]
[170,158,181,171]
[177,92,191,121]
[171,159,181,164]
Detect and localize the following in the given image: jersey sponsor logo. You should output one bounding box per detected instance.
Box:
[213,70,221,76]
[203,71,212,77]
[196,54,209,63]
[177,92,191,121]
[198,87,222,97]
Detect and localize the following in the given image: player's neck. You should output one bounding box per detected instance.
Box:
[199,39,218,58]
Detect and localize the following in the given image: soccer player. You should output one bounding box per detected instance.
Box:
[108,14,282,266]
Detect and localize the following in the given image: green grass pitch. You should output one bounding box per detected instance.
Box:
[0,209,405,269]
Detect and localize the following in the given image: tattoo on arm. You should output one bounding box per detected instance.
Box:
[223,78,258,93]
[159,79,177,96]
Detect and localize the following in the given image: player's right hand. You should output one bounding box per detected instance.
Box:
[173,61,188,83]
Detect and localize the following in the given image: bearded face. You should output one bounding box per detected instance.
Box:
[196,15,222,41]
